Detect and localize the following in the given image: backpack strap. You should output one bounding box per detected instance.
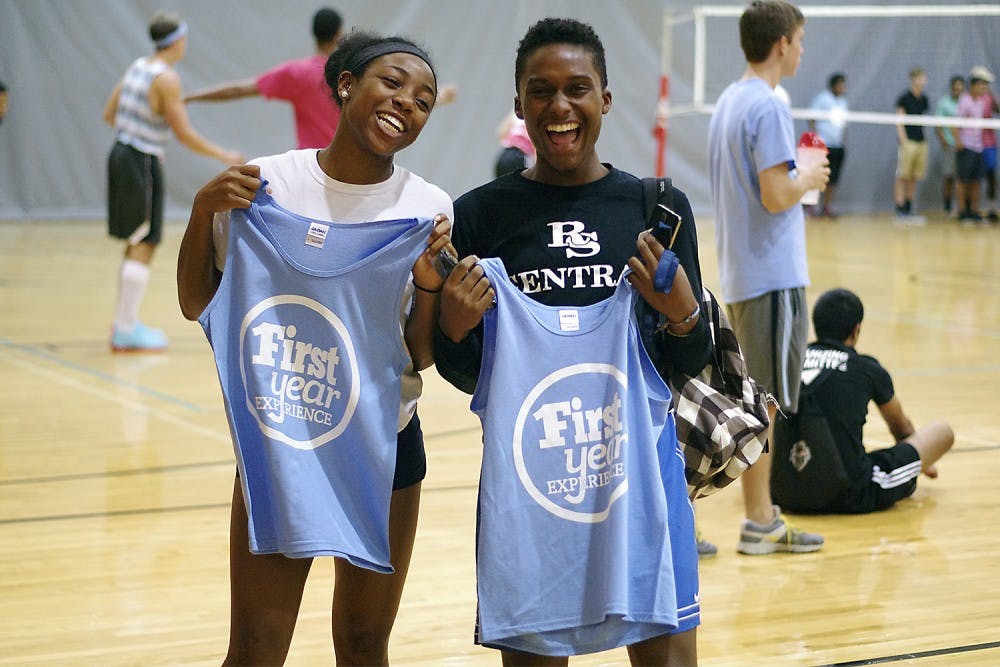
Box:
[641,177,673,221]
[636,177,674,360]
[796,358,837,413]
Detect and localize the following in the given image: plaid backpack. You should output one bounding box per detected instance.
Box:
[641,178,772,499]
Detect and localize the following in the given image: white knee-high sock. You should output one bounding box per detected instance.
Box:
[115,259,150,332]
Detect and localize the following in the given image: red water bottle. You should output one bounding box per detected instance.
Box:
[797,132,827,205]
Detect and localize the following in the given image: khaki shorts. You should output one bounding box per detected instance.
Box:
[896,139,928,181]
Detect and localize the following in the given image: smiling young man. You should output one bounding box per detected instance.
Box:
[434,17,709,666]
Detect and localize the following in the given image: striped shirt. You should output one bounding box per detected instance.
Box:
[115,57,171,158]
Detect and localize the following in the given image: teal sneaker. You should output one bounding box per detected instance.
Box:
[111,322,168,352]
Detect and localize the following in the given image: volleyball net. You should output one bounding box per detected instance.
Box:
[654,4,1000,177]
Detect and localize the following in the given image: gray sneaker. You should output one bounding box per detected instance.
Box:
[696,531,718,559]
[737,505,824,555]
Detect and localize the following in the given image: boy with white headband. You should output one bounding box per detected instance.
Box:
[103,9,243,351]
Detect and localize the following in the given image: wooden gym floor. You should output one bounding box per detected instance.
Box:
[1,212,998,666]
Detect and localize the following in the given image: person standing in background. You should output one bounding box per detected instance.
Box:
[955,66,996,224]
[893,68,930,224]
[973,67,999,222]
[0,80,8,128]
[177,31,453,665]
[707,0,827,555]
[935,75,965,216]
[103,9,243,351]
[808,72,848,218]
[493,110,535,178]
[184,7,345,149]
[185,7,457,149]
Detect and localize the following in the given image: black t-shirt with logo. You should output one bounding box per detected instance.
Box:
[453,167,693,306]
[802,341,895,481]
[435,166,710,393]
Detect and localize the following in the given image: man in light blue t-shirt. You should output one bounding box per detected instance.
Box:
[707,0,829,556]
[808,73,848,217]
[935,75,966,214]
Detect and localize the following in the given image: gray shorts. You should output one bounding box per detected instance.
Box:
[941,145,957,178]
[727,288,807,412]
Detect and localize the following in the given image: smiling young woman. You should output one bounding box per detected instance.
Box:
[176,31,454,666]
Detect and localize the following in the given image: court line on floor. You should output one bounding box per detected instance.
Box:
[893,363,1000,377]
[0,424,483,487]
[0,460,236,486]
[0,483,479,525]
[0,503,230,525]
[2,351,229,445]
[820,639,1000,665]
[0,337,209,412]
[865,311,1000,340]
[809,245,1000,285]
[951,440,1000,451]
[866,435,998,450]
[425,425,484,439]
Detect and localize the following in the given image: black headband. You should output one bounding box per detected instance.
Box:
[344,41,436,85]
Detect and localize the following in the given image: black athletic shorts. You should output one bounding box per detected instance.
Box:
[956,148,985,184]
[827,146,845,185]
[393,411,427,490]
[832,442,921,514]
[107,141,164,245]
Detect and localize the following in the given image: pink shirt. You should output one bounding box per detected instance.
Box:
[984,93,996,149]
[956,92,994,152]
[257,54,340,149]
[500,117,536,159]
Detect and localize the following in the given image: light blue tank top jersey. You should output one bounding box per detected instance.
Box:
[471,258,680,655]
[198,185,433,571]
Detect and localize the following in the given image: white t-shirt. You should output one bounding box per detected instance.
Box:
[213,149,454,430]
[809,89,848,148]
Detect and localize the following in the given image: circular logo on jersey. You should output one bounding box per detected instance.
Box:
[239,295,359,450]
[512,363,629,523]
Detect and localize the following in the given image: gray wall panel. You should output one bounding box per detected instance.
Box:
[0,0,997,220]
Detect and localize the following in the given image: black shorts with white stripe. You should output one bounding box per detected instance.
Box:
[835,442,921,513]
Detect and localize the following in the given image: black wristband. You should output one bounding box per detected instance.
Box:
[413,282,441,294]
